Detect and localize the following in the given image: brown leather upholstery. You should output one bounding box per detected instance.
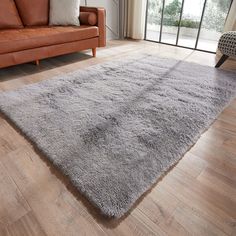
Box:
[79,12,97,26]
[0,26,99,54]
[0,38,99,68]
[80,7,106,47]
[14,0,49,26]
[0,6,106,68]
[0,0,23,29]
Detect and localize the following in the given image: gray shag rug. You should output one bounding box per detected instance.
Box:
[0,55,236,218]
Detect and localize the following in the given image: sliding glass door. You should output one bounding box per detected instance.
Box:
[145,0,232,52]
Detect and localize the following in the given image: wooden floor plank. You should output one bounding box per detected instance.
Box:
[6,211,47,236]
[175,152,207,178]
[197,167,236,201]
[161,168,235,235]
[167,204,228,236]
[159,214,191,236]
[0,161,30,226]
[137,186,179,225]
[1,147,107,236]
[0,227,9,236]
[0,119,27,157]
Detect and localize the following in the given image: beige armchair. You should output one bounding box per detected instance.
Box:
[215,31,236,68]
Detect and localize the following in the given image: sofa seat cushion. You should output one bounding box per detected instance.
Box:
[0,26,99,54]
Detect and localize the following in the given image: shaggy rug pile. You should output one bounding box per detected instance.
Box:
[0,55,235,218]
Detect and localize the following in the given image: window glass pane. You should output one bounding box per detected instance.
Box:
[177,0,205,48]
[161,0,182,44]
[197,0,232,52]
[146,0,163,41]
[145,0,232,52]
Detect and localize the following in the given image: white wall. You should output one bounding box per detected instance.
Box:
[81,0,120,40]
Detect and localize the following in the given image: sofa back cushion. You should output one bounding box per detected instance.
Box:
[14,0,49,26]
[0,0,23,29]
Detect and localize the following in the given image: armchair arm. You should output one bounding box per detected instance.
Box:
[80,6,106,47]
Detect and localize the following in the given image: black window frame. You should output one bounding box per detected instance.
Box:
[144,0,233,54]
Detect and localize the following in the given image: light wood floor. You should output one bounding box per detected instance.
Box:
[0,40,235,236]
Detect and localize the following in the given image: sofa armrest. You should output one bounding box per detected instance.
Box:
[80,6,106,47]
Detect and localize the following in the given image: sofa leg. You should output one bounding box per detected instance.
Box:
[35,60,40,66]
[92,48,96,57]
[215,55,229,68]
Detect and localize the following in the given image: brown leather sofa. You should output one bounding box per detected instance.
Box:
[0,0,106,69]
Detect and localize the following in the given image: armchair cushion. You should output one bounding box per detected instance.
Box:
[218,31,236,57]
